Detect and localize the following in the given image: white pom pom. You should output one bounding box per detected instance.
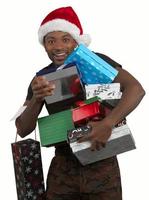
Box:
[79,34,91,46]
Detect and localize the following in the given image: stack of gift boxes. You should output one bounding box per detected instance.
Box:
[38,44,136,165]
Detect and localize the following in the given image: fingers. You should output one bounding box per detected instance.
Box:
[77,132,106,151]
[31,76,56,102]
[78,135,106,151]
[77,134,90,143]
[32,76,55,90]
[33,85,54,96]
[90,140,106,151]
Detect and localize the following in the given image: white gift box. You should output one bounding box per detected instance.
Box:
[69,123,136,165]
[85,83,122,100]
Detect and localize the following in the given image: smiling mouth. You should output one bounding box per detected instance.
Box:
[53,52,67,60]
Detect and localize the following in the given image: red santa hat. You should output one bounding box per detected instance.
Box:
[38,6,91,46]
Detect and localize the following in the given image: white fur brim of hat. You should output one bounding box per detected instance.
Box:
[38,19,91,46]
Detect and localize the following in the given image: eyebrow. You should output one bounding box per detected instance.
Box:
[45,36,55,40]
[62,34,72,38]
[45,33,72,40]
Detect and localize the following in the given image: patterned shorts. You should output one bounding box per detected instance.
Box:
[45,148,122,200]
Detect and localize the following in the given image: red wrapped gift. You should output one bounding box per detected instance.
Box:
[72,101,105,124]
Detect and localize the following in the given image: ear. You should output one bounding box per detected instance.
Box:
[72,39,78,49]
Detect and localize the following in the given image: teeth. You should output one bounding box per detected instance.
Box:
[55,53,65,56]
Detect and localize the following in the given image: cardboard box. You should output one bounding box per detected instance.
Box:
[68,122,136,165]
[64,44,118,84]
[11,139,45,199]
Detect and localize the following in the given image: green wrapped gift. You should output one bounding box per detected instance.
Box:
[38,109,74,147]
[38,97,102,147]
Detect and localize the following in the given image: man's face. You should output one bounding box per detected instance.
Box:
[44,31,77,66]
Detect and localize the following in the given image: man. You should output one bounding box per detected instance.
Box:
[15,6,145,200]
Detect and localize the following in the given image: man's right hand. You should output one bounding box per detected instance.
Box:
[31,76,55,102]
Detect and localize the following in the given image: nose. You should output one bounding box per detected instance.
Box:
[53,40,65,51]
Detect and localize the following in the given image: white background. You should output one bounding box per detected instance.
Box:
[0,0,148,199]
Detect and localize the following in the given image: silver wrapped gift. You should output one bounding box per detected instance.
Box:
[68,122,136,165]
[43,66,84,104]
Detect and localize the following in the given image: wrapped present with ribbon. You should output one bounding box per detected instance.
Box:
[64,44,118,84]
[67,120,136,165]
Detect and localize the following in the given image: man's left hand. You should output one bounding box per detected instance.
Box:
[78,120,113,151]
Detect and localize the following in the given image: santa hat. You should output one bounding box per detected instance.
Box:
[38,6,91,46]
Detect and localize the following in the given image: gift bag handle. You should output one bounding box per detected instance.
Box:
[15,129,37,142]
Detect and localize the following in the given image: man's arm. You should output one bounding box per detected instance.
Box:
[15,76,55,138]
[79,66,145,150]
[103,66,145,126]
[15,98,43,138]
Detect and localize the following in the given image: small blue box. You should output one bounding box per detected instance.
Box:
[64,44,118,84]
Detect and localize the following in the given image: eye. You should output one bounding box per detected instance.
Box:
[47,40,55,44]
[44,38,55,45]
[63,38,70,43]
